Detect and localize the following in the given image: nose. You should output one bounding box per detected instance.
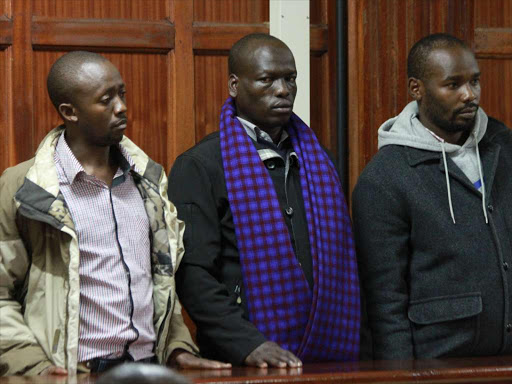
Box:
[114,95,127,115]
[274,78,290,97]
[461,83,477,103]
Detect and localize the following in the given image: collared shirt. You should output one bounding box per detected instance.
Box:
[54,133,156,362]
[236,116,298,181]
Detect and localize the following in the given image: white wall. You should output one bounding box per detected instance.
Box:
[269,0,310,125]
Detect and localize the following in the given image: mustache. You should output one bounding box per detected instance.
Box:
[455,103,479,114]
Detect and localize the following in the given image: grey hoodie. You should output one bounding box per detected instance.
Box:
[377,101,489,224]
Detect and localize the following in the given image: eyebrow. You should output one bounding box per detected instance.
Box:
[99,83,125,95]
[444,72,480,81]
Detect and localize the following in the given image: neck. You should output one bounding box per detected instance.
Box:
[418,116,471,146]
[64,131,118,181]
[261,126,283,144]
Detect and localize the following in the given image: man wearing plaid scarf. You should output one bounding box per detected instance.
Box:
[169,34,360,367]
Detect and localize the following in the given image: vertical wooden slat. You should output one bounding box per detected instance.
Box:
[171,0,195,166]
[31,0,168,20]
[326,0,337,155]
[12,0,33,164]
[0,0,12,173]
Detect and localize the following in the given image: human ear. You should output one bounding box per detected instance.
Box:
[58,103,78,123]
[408,77,423,101]
[228,74,239,97]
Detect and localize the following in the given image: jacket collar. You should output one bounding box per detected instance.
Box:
[15,125,163,222]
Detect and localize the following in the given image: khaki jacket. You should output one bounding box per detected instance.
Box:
[0,127,198,375]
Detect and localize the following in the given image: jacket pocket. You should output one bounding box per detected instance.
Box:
[408,292,482,358]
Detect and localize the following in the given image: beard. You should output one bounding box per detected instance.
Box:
[425,102,478,134]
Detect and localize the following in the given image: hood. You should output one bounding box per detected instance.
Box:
[377,101,490,226]
[378,101,488,152]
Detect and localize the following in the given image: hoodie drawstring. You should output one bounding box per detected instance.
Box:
[441,143,456,224]
[475,132,489,224]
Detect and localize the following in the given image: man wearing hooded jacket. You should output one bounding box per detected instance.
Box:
[353,33,512,360]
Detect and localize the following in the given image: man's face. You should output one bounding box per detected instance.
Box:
[417,46,481,135]
[70,60,127,147]
[229,42,297,132]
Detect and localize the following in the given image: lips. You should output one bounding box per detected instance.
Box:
[112,119,127,129]
[456,106,478,119]
[272,103,293,113]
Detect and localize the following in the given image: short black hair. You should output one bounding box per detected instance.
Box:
[228,33,289,75]
[47,51,109,111]
[407,33,469,80]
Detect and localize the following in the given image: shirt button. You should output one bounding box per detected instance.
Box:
[266,161,276,170]
[507,324,512,333]
[285,207,294,217]
[504,262,509,271]
[488,204,494,212]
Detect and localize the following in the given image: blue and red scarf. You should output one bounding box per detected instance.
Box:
[220,97,359,362]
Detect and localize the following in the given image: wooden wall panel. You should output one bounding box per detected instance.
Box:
[310,53,334,154]
[310,0,327,24]
[32,0,168,20]
[194,55,229,141]
[32,51,172,168]
[0,0,11,170]
[0,48,11,170]
[473,0,512,127]
[0,0,9,15]
[31,51,61,145]
[477,59,512,125]
[194,0,268,23]
[474,0,512,27]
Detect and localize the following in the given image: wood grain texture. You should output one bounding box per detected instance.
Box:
[0,48,12,173]
[478,58,512,126]
[475,28,512,57]
[193,23,327,53]
[0,15,12,46]
[310,54,334,153]
[32,0,168,20]
[310,0,327,25]
[193,23,268,51]
[0,0,10,16]
[474,0,512,27]
[11,0,34,168]
[171,0,196,167]
[194,54,229,141]
[194,0,269,23]
[32,17,175,52]
[32,51,172,171]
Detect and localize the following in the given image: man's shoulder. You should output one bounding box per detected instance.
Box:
[0,158,35,208]
[1,158,35,187]
[485,116,512,143]
[359,145,409,180]
[177,131,222,163]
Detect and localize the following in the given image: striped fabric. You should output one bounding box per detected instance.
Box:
[54,134,156,362]
[220,97,360,362]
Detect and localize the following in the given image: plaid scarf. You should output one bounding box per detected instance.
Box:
[220,97,359,362]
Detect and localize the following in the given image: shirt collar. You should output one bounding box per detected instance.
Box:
[55,132,135,185]
[236,116,289,148]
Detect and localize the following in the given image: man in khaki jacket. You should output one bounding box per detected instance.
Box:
[0,51,230,375]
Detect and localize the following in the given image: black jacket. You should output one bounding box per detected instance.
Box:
[168,131,317,365]
[352,117,512,360]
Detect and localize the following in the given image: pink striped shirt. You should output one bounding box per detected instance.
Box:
[54,133,156,362]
